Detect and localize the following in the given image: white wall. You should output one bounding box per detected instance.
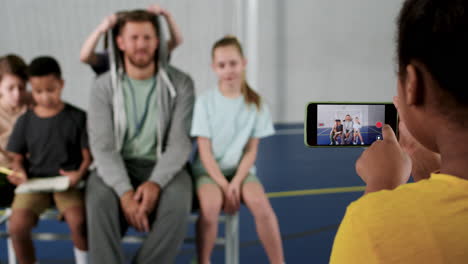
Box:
[317,105,384,128]
[1,0,404,123]
[0,0,235,110]
[258,0,404,123]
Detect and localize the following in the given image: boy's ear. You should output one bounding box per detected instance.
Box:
[403,64,420,106]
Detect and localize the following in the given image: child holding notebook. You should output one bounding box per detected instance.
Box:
[6,56,91,264]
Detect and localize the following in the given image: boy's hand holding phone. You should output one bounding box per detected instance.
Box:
[305,102,398,147]
[355,125,412,194]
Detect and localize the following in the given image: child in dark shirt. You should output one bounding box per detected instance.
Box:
[6,56,91,264]
[330,119,343,145]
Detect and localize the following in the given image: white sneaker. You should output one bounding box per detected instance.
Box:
[361,142,365,145]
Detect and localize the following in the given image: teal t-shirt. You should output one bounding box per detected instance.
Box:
[121,75,158,161]
[190,88,275,177]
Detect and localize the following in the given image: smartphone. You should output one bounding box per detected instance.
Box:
[305,102,398,147]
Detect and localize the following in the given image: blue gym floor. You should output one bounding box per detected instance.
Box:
[318,125,382,145]
[0,123,367,263]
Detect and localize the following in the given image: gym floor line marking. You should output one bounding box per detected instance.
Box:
[267,186,365,198]
[368,127,382,134]
[0,187,365,217]
[317,128,331,136]
[0,186,366,216]
[274,129,304,135]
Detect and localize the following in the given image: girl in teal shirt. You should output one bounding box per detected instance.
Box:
[191,35,284,264]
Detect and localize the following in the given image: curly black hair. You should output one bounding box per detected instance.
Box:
[397,0,468,105]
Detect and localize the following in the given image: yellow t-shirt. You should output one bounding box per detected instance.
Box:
[330,173,468,264]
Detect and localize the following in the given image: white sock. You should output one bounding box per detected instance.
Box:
[74,247,88,264]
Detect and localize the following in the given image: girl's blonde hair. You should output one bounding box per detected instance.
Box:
[212,35,261,110]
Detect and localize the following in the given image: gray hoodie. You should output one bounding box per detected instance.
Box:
[343,120,354,132]
[88,26,194,197]
[88,67,194,197]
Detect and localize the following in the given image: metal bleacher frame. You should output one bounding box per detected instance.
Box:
[0,208,239,264]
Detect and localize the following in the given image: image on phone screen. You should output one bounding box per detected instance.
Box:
[305,103,397,147]
[317,104,384,145]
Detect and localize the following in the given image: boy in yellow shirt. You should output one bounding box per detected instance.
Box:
[331,0,468,263]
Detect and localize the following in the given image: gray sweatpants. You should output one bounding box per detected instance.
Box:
[85,160,192,264]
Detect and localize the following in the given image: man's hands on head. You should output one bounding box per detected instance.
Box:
[120,181,161,233]
[97,14,117,34]
[147,4,168,16]
[356,124,412,194]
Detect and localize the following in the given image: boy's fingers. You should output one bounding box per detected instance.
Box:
[382,124,397,143]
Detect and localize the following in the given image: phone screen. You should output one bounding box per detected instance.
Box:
[305,102,398,147]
